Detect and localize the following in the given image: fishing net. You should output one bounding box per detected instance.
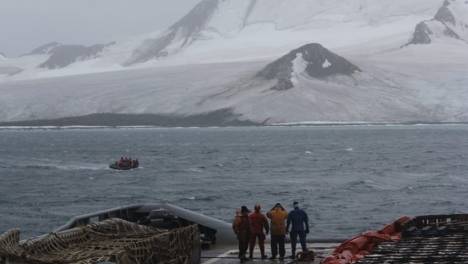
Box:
[0,218,200,264]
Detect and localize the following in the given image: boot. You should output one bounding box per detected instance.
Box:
[260,247,267,259]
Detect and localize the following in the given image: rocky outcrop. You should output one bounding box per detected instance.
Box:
[257,43,361,90]
[406,0,467,45]
[38,44,106,69]
[22,41,116,69]
[407,22,433,45]
[434,0,456,25]
[39,43,113,69]
[124,0,220,65]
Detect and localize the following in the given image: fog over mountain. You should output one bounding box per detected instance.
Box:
[26,42,62,56]
[0,0,467,126]
[0,52,23,77]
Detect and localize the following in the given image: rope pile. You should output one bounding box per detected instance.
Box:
[0,219,200,264]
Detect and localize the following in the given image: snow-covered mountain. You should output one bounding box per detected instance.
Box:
[1,0,448,79]
[124,0,448,65]
[407,0,468,45]
[256,43,361,90]
[124,0,220,65]
[0,0,467,125]
[0,52,6,59]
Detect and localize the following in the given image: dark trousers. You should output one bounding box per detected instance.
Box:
[270,235,286,257]
[290,231,307,255]
[238,230,250,258]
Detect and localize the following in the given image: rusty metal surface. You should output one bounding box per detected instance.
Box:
[357,232,468,263]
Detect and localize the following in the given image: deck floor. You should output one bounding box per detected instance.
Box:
[201,243,340,264]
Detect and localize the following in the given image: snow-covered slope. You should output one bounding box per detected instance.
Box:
[0,31,166,81]
[0,52,22,79]
[192,42,468,124]
[0,0,468,125]
[406,0,468,45]
[26,42,62,56]
[126,0,445,65]
[0,0,450,79]
[124,0,220,65]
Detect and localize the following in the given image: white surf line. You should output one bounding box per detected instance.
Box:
[202,250,237,264]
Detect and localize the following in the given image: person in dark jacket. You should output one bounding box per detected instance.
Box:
[286,201,309,259]
[249,204,269,259]
[233,206,251,263]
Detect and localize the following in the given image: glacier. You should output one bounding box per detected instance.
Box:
[0,0,467,125]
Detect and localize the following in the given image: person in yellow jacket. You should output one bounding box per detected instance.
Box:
[233,206,251,263]
[266,203,289,260]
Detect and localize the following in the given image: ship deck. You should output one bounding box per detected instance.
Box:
[201,242,340,264]
[202,231,468,264]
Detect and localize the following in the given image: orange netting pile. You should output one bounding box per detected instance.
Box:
[321,216,410,264]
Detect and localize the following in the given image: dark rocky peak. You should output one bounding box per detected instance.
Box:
[27,42,62,55]
[257,43,361,90]
[125,0,220,65]
[434,0,456,25]
[0,52,6,58]
[407,22,434,45]
[406,0,465,46]
[39,44,107,69]
[170,0,219,36]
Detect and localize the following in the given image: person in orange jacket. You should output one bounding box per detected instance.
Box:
[249,204,269,259]
[267,203,289,260]
[233,206,251,263]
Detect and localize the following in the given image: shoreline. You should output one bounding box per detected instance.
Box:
[0,112,467,130]
[0,122,467,131]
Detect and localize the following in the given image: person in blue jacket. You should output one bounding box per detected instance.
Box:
[286,201,309,259]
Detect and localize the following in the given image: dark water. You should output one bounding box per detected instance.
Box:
[1,125,467,241]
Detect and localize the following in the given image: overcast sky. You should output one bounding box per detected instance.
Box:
[0,0,201,58]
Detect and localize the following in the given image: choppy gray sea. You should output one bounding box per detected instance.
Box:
[1,125,467,241]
